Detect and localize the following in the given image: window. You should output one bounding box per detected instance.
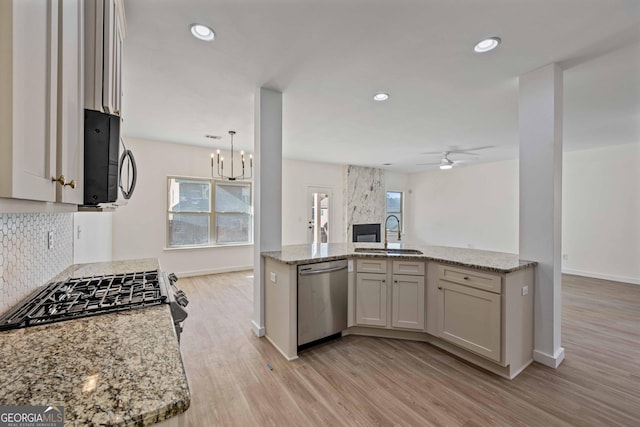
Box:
[167,177,252,247]
[386,191,403,233]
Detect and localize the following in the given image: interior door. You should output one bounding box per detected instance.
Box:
[307,187,331,244]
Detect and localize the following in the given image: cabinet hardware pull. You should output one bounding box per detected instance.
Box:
[463,276,469,280]
[51,175,66,186]
[438,286,442,290]
[394,280,398,283]
[382,280,386,283]
[51,176,76,189]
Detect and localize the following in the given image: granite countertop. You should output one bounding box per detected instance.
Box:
[0,258,190,426]
[262,243,537,273]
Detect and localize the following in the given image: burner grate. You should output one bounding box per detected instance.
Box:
[0,270,167,330]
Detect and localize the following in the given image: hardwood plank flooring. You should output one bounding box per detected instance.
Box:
[178,272,640,426]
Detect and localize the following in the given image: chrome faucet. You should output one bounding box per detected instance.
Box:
[384,215,401,249]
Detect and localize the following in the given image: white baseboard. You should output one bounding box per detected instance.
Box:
[251,320,265,337]
[533,347,565,368]
[174,265,253,278]
[562,268,640,286]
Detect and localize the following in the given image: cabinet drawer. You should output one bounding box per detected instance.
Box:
[392,260,425,275]
[438,265,501,294]
[357,259,387,274]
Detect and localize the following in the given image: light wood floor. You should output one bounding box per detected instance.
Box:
[178,272,640,426]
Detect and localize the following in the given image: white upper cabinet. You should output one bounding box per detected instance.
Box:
[0,0,84,205]
[0,0,59,202]
[57,0,85,204]
[85,0,126,116]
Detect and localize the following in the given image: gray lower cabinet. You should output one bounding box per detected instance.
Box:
[355,259,426,331]
[437,279,501,362]
[355,272,388,327]
[391,274,425,330]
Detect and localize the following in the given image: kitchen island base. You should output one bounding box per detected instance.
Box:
[262,244,536,379]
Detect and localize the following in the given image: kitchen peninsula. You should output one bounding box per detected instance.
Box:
[262,243,536,379]
[0,259,190,427]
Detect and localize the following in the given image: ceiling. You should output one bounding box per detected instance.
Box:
[122,0,640,172]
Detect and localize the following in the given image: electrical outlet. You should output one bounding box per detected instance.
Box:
[270,272,277,283]
[562,254,568,261]
[47,231,54,250]
[522,286,529,296]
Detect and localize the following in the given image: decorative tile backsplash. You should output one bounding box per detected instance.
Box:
[345,165,386,242]
[0,213,73,314]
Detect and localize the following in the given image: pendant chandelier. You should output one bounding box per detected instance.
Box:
[211,130,252,181]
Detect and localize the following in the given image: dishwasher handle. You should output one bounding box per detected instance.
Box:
[299,265,347,276]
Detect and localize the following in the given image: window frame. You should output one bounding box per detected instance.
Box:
[166,176,253,248]
[385,190,404,234]
[212,180,253,245]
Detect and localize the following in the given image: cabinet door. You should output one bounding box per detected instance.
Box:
[437,280,501,362]
[0,0,58,202]
[355,273,387,327]
[392,274,425,330]
[102,0,124,115]
[56,0,84,204]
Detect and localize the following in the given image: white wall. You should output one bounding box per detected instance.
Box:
[111,138,253,276]
[562,143,640,284]
[409,160,519,253]
[408,143,640,285]
[282,158,345,245]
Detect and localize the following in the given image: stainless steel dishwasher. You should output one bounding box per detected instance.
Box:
[297,259,348,349]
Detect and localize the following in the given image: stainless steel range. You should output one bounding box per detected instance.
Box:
[0,270,188,340]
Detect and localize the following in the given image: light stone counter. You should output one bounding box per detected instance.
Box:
[262,243,536,273]
[0,258,190,426]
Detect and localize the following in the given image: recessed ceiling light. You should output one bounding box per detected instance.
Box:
[205,134,222,139]
[383,163,392,166]
[474,37,501,53]
[190,24,215,42]
[373,93,390,101]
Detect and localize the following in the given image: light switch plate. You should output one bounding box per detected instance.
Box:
[522,285,529,296]
[47,231,54,250]
[270,272,277,283]
[348,260,353,272]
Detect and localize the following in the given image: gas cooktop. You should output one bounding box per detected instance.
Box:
[0,270,167,330]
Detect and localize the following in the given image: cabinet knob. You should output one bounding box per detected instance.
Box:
[394,280,398,283]
[51,175,76,189]
[438,286,442,290]
[382,279,386,283]
[463,276,469,280]
[51,175,66,186]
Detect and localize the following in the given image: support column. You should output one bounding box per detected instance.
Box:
[519,64,565,368]
[252,88,282,337]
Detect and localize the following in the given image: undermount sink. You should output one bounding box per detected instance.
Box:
[354,248,423,255]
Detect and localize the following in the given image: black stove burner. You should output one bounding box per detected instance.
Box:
[0,271,167,330]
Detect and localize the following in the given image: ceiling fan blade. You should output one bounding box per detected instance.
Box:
[450,151,480,156]
[420,151,446,155]
[448,145,494,154]
[416,161,441,166]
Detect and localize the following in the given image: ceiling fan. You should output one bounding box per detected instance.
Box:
[417,146,494,170]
